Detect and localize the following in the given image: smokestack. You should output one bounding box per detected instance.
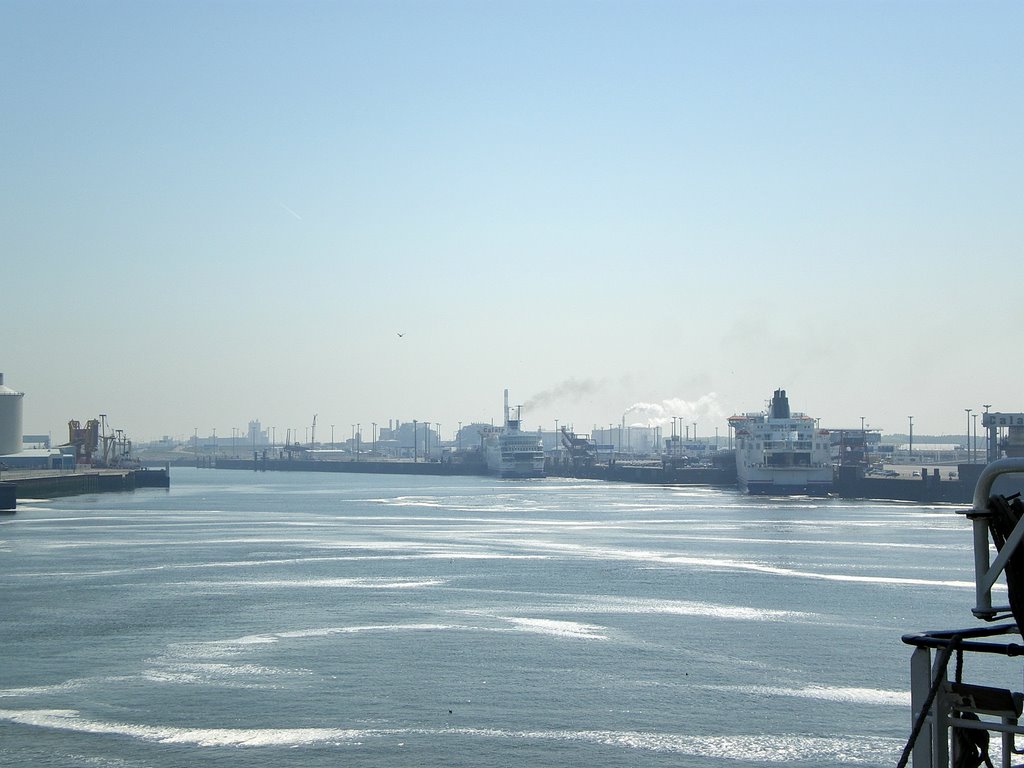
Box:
[504,389,509,424]
[770,389,791,419]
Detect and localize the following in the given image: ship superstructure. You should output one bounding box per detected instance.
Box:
[483,390,545,479]
[728,389,832,495]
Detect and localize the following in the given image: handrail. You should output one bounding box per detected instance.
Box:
[902,623,1024,656]
[972,458,1024,511]
[961,458,1024,619]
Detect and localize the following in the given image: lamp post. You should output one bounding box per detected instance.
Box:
[413,420,418,462]
[984,404,993,462]
[973,413,978,464]
[908,416,914,458]
[965,408,972,464]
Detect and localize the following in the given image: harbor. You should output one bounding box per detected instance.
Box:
[3,375,1021,509]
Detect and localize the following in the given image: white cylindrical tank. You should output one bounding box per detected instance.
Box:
[0,373,25,455]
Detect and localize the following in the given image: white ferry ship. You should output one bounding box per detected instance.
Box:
[728,389,832,495]
[483,390,545,479]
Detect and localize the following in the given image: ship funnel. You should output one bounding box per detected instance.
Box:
[770,389,791,419]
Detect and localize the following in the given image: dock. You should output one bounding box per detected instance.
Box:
[210,454,739,486]
[0,467,170,511]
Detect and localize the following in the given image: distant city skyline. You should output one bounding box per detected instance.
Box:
[3,1,1021,442]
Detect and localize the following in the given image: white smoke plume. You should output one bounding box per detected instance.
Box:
[623,393,725,428]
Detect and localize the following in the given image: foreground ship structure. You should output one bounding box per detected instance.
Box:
[729,389,833,495]
[483,390,545,479]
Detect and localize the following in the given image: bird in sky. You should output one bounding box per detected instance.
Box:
[397,332,405,338]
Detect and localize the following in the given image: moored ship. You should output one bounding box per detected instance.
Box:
[483,390,545,479]
[728,389,832,495]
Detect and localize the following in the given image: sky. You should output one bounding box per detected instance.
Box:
[2,0,1022,444]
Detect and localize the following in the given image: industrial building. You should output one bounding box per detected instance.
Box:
[0,374,74,470]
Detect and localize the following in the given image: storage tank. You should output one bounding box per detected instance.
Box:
[0,373,25,455]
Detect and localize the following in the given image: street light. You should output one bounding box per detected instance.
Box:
[413,420,418,462]
[965,408,972,463]
[984,404,993,461]
[973,413,978,464]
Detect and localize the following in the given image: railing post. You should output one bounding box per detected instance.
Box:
[910,645,943,767]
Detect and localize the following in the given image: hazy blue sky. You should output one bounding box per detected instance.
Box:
[3,0,1021,443]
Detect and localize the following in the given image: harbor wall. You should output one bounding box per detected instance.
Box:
[215,457,486,476]
[213,455,737,486]
[2,467,170,510]
[832,464,994,504]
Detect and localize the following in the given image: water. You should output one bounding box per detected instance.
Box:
[0,468,1001,766]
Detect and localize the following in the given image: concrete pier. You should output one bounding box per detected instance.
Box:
[0,467,170,511]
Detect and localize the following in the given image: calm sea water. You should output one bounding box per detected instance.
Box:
[0,468,1002,766]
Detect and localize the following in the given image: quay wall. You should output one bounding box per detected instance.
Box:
[3,467,170,510]
[212,456,737,486]
[215,457,486,476]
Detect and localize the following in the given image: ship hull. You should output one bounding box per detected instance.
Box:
[497,466,545,479]
[484,447,545,479]
[738,467,833,496]
[740,479,833,495]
